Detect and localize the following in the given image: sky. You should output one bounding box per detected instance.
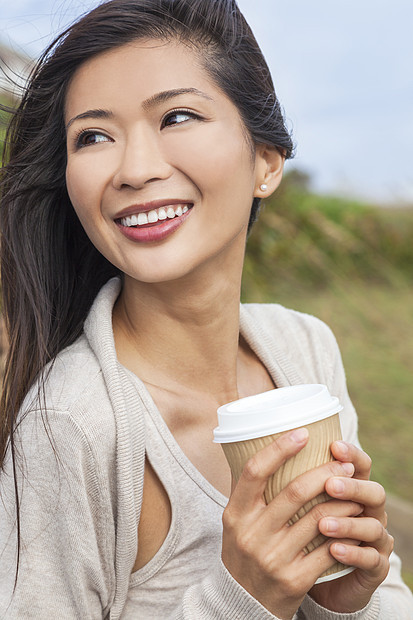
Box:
[1,0,412,204]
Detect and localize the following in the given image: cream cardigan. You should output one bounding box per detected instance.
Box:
[0,277,412,619]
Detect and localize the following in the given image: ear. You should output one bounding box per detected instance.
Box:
[253,144,285,198]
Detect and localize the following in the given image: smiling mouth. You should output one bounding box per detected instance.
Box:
[118,203,192,227]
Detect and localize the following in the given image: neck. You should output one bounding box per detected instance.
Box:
[113,249,245,402]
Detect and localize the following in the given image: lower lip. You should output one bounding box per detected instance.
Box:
[116,207,193,243]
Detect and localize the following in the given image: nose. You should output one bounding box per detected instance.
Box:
[112,126,172,190]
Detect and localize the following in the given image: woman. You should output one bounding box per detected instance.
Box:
[0,1,412,618]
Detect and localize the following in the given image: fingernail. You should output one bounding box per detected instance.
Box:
[354,503,364,516]
[332,479,345,493]
[336,441,349,456]
[290,428,309,443]
[341,462,354,476]
[325,518,338,533]
[334,543,347,557]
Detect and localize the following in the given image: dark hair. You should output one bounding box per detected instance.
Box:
[0,0,293,581]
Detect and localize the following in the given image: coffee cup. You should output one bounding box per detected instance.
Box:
[213,384,354,583]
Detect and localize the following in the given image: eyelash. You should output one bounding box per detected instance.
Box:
[72,108,202,149]
[73,129,111,149]
[161,108,201,128]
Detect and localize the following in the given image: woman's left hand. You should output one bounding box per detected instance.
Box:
[309,441,394,613]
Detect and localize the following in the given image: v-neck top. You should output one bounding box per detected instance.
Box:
[121,306,300,617]
[123,367,227,617]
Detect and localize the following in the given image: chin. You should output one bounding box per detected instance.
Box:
[123,263,196,286]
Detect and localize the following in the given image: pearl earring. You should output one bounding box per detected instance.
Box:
[260,183,268,192]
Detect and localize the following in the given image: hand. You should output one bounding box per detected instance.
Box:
[309,441,394,613]
[222,429,361,620]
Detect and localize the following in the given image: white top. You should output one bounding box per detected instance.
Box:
[123,368,227,618]
[0,277,412,619]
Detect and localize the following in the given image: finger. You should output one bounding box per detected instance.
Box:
[279,500,363,563]
[265,460,355,528]
[319,516,391,551]
[329,540,393,579]
[325,477,386,521]
[299,536,359,580]
[229,428,309,515]
[331,441,371,480]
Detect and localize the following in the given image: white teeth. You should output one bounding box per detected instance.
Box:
[137,212,148,225]
[120,204,191,227]
[147,209,159,223]
[123,215,138,226]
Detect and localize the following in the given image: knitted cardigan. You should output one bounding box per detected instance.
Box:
[0,278,412,619]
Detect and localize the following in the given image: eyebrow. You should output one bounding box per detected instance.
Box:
[65,88,214,131]
[141,87,214,110]
[65,108,114,131]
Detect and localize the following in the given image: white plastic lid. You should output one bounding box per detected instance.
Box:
[213,384,343,443]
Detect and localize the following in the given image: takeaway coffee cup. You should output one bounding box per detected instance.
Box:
[213,384,354,583]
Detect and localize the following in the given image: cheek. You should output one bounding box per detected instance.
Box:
[199,138,256,217]
[65,161,115,260]
[66,161,87,211]
[167,127,255,198]
[65,158,104,218]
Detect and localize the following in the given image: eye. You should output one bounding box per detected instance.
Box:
[161,109,200,128]
[74,130,112,148]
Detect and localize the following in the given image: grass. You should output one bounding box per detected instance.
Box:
[403,570,413,592]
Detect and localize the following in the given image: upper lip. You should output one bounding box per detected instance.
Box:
[115,199,194,220]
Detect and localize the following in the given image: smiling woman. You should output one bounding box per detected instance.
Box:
[0,1,412,619]
[64,40,280,282]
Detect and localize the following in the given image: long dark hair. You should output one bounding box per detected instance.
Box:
[0,0,293,582]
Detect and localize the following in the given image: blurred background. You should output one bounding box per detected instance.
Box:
[1,0,412,587]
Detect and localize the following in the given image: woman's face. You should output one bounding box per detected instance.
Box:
[65,40,275,284]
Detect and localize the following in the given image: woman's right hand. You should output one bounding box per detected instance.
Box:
[221,428,360,620]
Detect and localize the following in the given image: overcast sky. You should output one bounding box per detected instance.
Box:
[1,0,412,204]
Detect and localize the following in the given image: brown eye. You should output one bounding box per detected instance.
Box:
[76,131,111,148]
[162,110,199,128]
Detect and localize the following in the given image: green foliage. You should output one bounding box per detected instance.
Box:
[403,570,413,592]
[0,93,13,162]
[243,170,413,301]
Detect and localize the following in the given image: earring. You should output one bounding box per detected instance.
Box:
[260,183,268,192]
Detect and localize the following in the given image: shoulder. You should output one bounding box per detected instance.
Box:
[242,302,338,352]
[241,302,341,386]
[241,302,361,443]
[20,334,116,454]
